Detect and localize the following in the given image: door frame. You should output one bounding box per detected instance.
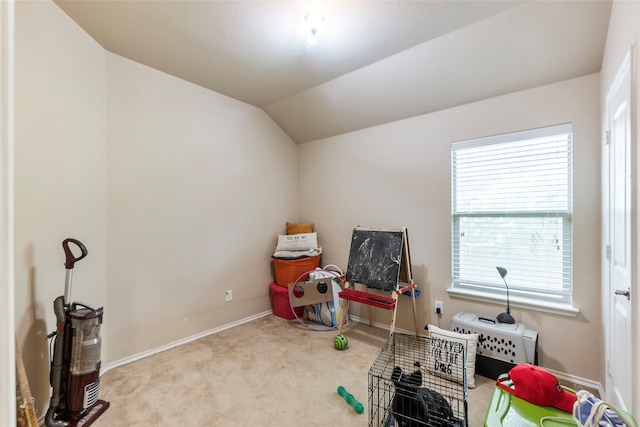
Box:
[603,46,638,415]
[0,0,14,425]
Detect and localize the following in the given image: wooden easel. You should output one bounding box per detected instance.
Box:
[337,227,419,336]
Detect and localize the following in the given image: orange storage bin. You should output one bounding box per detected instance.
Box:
[273,255,321,287]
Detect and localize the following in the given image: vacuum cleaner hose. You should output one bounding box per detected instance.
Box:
[45,407,69,427]
[45,296,70,427]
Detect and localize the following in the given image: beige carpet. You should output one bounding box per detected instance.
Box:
[93,315,496,426]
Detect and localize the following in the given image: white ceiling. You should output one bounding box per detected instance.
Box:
[54,0,612,144]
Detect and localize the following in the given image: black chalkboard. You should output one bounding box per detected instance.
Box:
[346,228,406,291]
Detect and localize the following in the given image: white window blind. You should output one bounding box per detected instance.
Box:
[451,123,573,305]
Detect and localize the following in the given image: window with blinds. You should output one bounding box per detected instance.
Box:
[451,123,573,306]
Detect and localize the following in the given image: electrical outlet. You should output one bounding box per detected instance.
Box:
[225,290,232,302]
[435,300,443,314]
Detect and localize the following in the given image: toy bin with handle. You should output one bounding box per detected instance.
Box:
[269,283,303,320]
[272,255,321,287]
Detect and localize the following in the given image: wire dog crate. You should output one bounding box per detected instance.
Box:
[369,333,468,427]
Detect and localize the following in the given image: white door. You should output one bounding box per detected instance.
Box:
[605,48,634,413]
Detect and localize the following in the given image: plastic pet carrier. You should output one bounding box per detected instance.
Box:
[449,312,538,379]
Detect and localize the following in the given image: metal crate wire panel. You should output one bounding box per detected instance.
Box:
[368,333,468,427]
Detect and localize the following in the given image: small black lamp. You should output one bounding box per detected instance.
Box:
[496,266,515,324]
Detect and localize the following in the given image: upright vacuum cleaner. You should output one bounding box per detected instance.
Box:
[45,238,110,427]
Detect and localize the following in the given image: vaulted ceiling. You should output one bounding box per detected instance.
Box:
[54,1,612,143]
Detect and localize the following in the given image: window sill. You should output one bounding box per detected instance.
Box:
[446,287,580,317]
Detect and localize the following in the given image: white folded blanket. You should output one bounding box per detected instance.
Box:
[272,247,322,260]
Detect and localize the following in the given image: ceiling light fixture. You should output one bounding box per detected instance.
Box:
[305,12,324,46]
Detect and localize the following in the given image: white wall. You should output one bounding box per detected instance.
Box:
[11,0,625,417]
[13,0,299,418]
[600,0,640,414]
[299,74,602,383]
[14,0,108,417]
[106,54,298,362]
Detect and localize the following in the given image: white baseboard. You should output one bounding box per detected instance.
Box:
[347,314,425,336]
[101,310,273,374]
[550,369,605,397]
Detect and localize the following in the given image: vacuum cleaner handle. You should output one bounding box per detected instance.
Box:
[63,238,88,269]
[63,238,88,305]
